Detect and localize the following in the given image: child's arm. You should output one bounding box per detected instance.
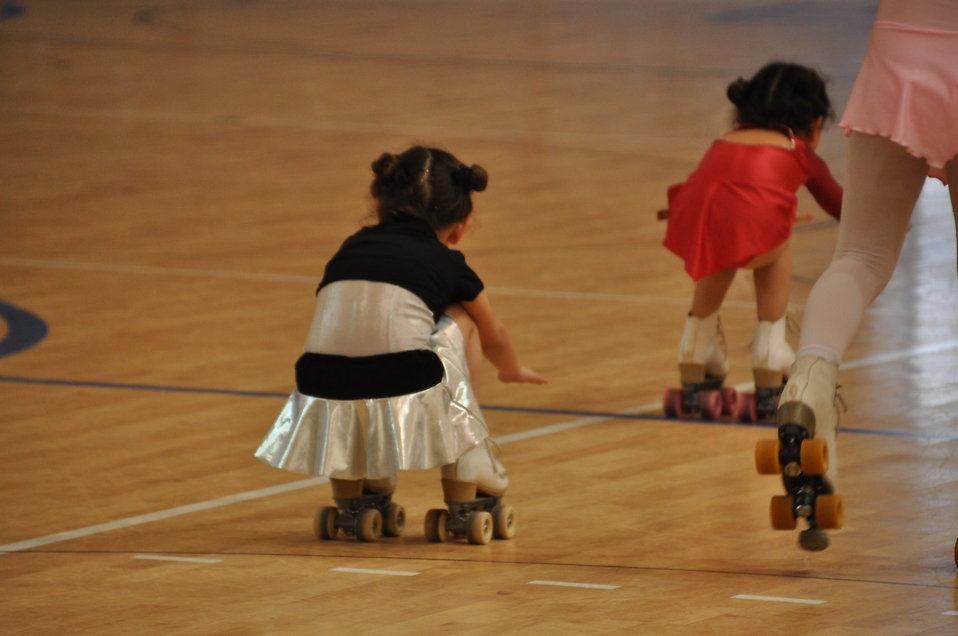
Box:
[804,147,843,220]
[461,291,547,384]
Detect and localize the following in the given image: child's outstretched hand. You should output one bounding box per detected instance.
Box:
[499,366,548,384]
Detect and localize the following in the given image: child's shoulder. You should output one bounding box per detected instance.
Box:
[720,126,795,150]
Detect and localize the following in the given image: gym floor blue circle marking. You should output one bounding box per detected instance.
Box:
[0,301,49,358]
[0,2,25,20]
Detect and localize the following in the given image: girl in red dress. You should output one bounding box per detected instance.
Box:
[662,62,842,420]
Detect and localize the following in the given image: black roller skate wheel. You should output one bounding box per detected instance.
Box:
[799,527,829,551]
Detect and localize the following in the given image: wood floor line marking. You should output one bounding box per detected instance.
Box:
[732,594,827,605]
[840,340,958,371]
[5,373,958,441]
[2,336,956,554]
[331,567,420,577]
[0,256,763,308]
[0,477,327,554]
[528,579,620,590]
[132,554,222,564]
[0,402,662,555]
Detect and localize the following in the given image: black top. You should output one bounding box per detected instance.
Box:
[318,216,484,322]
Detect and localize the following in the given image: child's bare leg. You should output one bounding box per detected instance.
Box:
[329,478,364,499]
[445,304,483,395]
[674,269,735,387]
[747,244,795,395]
[751,242,791,322]
[329,476,397,498]
[690,268,736,317]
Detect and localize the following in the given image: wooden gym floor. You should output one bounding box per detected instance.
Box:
[2,1,957,633]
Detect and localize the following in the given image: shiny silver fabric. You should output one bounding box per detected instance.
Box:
[255,316,488,479]
[303,281,434,355]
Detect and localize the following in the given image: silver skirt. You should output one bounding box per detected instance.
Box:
[254,316,489,479]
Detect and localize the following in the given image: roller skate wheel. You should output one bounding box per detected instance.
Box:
[721,387,740,416]
[466,510,494,545]
[754,439,781,475]
[314,506,338,541]
[738,393,758,423]
[424,508,450,543]
[799,528,830,551]
[815,494,843,530]
[699,389,723,420]
[663,388,685,418]
[769,495,797,530]
[492,504,516,540]
[382,502,405,537]
[799,438,829,475]
[355,508,382,542]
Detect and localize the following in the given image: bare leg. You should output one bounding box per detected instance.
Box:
[752,242,791,322]
[329,477,397,498]
[445,304,483,395]
[329,478,364,499]
[690,268,736,317]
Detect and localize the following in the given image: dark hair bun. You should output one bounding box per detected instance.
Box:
[371,152,399,178]
[466,164,488,192]
[370,146,485,228]
[725,62,833,134]
[726,78,748,106]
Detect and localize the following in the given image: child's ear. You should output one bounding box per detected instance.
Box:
[445,217,474,245]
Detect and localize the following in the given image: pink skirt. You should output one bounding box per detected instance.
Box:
[840,21,958,183]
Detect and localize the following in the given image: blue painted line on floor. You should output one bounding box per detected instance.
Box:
[0,375,285,399]
[1,374,956,441]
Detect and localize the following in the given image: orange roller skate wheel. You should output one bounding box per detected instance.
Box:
[815,494,843,530]
[770,495,797,530]
[799,438,828,475]
[754,439,781,475]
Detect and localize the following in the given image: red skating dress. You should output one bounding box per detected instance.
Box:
[663,130,842,281]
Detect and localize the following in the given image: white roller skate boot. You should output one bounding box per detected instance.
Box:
[739,316,795,422]
[664,312,736,419]
[424,439,515,545]
[314,476,404,542]
[755,355,842,551]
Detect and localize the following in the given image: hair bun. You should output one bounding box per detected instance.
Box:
[465,164,488,192]
[371,152,399,178]
[726,77,748,106]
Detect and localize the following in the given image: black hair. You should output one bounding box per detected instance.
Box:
[726,62,834,136]
[369,146,487,229]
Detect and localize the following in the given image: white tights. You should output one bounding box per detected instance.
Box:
[798,133,958,363]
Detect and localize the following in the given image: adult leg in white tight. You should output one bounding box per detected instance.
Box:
[949,161,958,270]
[798,133,929,363]
[781,134,928,496]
